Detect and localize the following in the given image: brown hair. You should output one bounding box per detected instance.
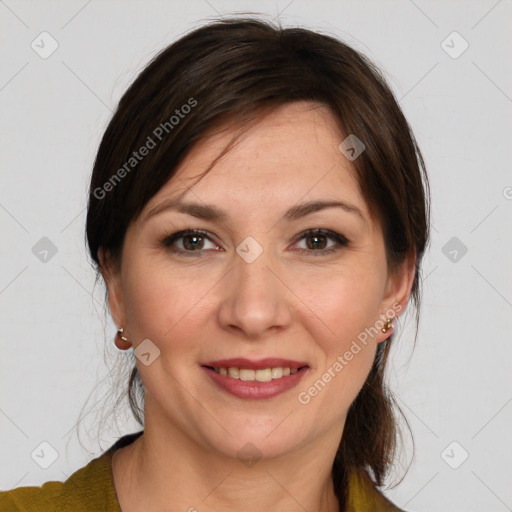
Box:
[86,15,429,507]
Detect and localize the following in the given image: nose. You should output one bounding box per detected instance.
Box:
[218,249,293,339]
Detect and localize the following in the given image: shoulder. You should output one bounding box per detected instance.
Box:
[0,432,142,512]
[0,451,120,512]
[347,468,406,512]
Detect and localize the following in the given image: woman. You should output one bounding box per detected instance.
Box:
[0,16,429,512]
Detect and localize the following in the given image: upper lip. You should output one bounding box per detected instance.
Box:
[201,358,309,370]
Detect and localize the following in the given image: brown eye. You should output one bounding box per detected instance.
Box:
[161,229,219,255]
[305,233,328,250]
[294,229,349,255]
[182,234,205,250]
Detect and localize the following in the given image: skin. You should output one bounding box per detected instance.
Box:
[100,101,415,512]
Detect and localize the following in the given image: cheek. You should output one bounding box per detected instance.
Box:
[303,264,385,344]
[297,266,383,400]
[120,253,217,345]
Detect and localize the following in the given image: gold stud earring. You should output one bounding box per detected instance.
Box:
[381,318,394,333]
[117,327,129,342]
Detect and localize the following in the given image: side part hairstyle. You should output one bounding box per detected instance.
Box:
[86,16,430,506]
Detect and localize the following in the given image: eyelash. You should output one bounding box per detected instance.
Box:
[159,228,349,257]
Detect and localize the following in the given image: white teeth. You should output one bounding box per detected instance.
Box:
[227,367,239,379]
[239,369,255,381]
[255,368,272,382]
[271,367,283,379]
[212,366,301,381]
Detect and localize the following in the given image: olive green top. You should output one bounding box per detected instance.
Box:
[0,432,403,511]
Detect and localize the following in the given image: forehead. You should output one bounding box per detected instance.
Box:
[145,102,368,218]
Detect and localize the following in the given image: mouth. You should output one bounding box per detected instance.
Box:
[201,365,308,382]
[200,358,310,399]
[200,357,309,381]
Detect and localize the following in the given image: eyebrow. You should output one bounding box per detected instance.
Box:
[143,198,368,227]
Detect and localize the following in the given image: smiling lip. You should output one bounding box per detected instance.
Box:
[200,358,309,400]
[201,358,309,370]
[201,366,308,400]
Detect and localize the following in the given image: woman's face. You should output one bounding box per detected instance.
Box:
[103,101,412,460]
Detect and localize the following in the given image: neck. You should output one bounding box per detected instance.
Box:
[112,410,342,512]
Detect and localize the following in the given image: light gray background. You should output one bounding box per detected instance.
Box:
[1,1,511,510]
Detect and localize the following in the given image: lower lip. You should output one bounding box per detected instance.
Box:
[201,366,309,400]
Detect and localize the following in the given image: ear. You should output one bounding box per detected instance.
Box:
[376,251,417,344]
[98,247,126,330]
